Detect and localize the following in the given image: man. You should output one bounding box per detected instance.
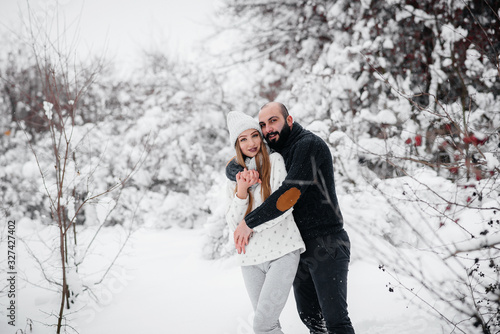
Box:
[226,102,355,334]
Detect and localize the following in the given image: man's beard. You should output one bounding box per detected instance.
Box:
[266,124,291,151]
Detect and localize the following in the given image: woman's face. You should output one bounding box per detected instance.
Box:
[237,129,262,158]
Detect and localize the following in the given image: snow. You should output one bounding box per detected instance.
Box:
[441,24,468,43]
[375,109,398,125]
[484,152,500,170]
[0,1,498,333]
[43,101,53,121]
[382,39,394,50]
[21,159,38,179]
[95,197,116,225]
[1,224,443,334]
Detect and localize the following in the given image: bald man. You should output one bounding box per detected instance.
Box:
[227,102,355,333]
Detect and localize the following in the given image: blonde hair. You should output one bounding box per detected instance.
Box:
[234,134,272,216]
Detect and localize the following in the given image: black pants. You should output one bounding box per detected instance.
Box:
[293,229,355,334]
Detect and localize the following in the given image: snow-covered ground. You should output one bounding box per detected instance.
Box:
[1,225,445,334]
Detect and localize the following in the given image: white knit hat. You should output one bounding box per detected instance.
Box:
[227,111,262,146]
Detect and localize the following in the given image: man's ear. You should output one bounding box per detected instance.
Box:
[286,115,293,127]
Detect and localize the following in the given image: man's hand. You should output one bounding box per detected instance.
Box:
[234,220,253,254]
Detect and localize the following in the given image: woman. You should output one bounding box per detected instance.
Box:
[225,111,305,334]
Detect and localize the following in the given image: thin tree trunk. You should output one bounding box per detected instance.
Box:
[56,214,67,334]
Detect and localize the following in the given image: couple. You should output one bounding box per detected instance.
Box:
[225,102,355,334]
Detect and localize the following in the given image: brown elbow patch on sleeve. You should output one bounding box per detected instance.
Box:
[276,187,301,212]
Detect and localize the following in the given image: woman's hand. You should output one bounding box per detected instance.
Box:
[236,168,261,199]
[234,220,253,254]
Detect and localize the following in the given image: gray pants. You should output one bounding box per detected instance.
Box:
[241,250,301,334]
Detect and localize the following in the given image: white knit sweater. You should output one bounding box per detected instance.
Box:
[225,152,305,266]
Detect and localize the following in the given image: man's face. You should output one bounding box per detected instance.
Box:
[258,104,292,150]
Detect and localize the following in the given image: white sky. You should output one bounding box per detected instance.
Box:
[0,0,219,72]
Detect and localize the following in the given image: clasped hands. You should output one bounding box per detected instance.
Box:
[234,168,261,254]
[235,168,261,192]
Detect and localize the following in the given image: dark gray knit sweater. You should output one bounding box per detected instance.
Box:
[225,123,344,241]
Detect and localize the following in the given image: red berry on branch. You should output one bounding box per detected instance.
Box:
[415,135,422,146]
